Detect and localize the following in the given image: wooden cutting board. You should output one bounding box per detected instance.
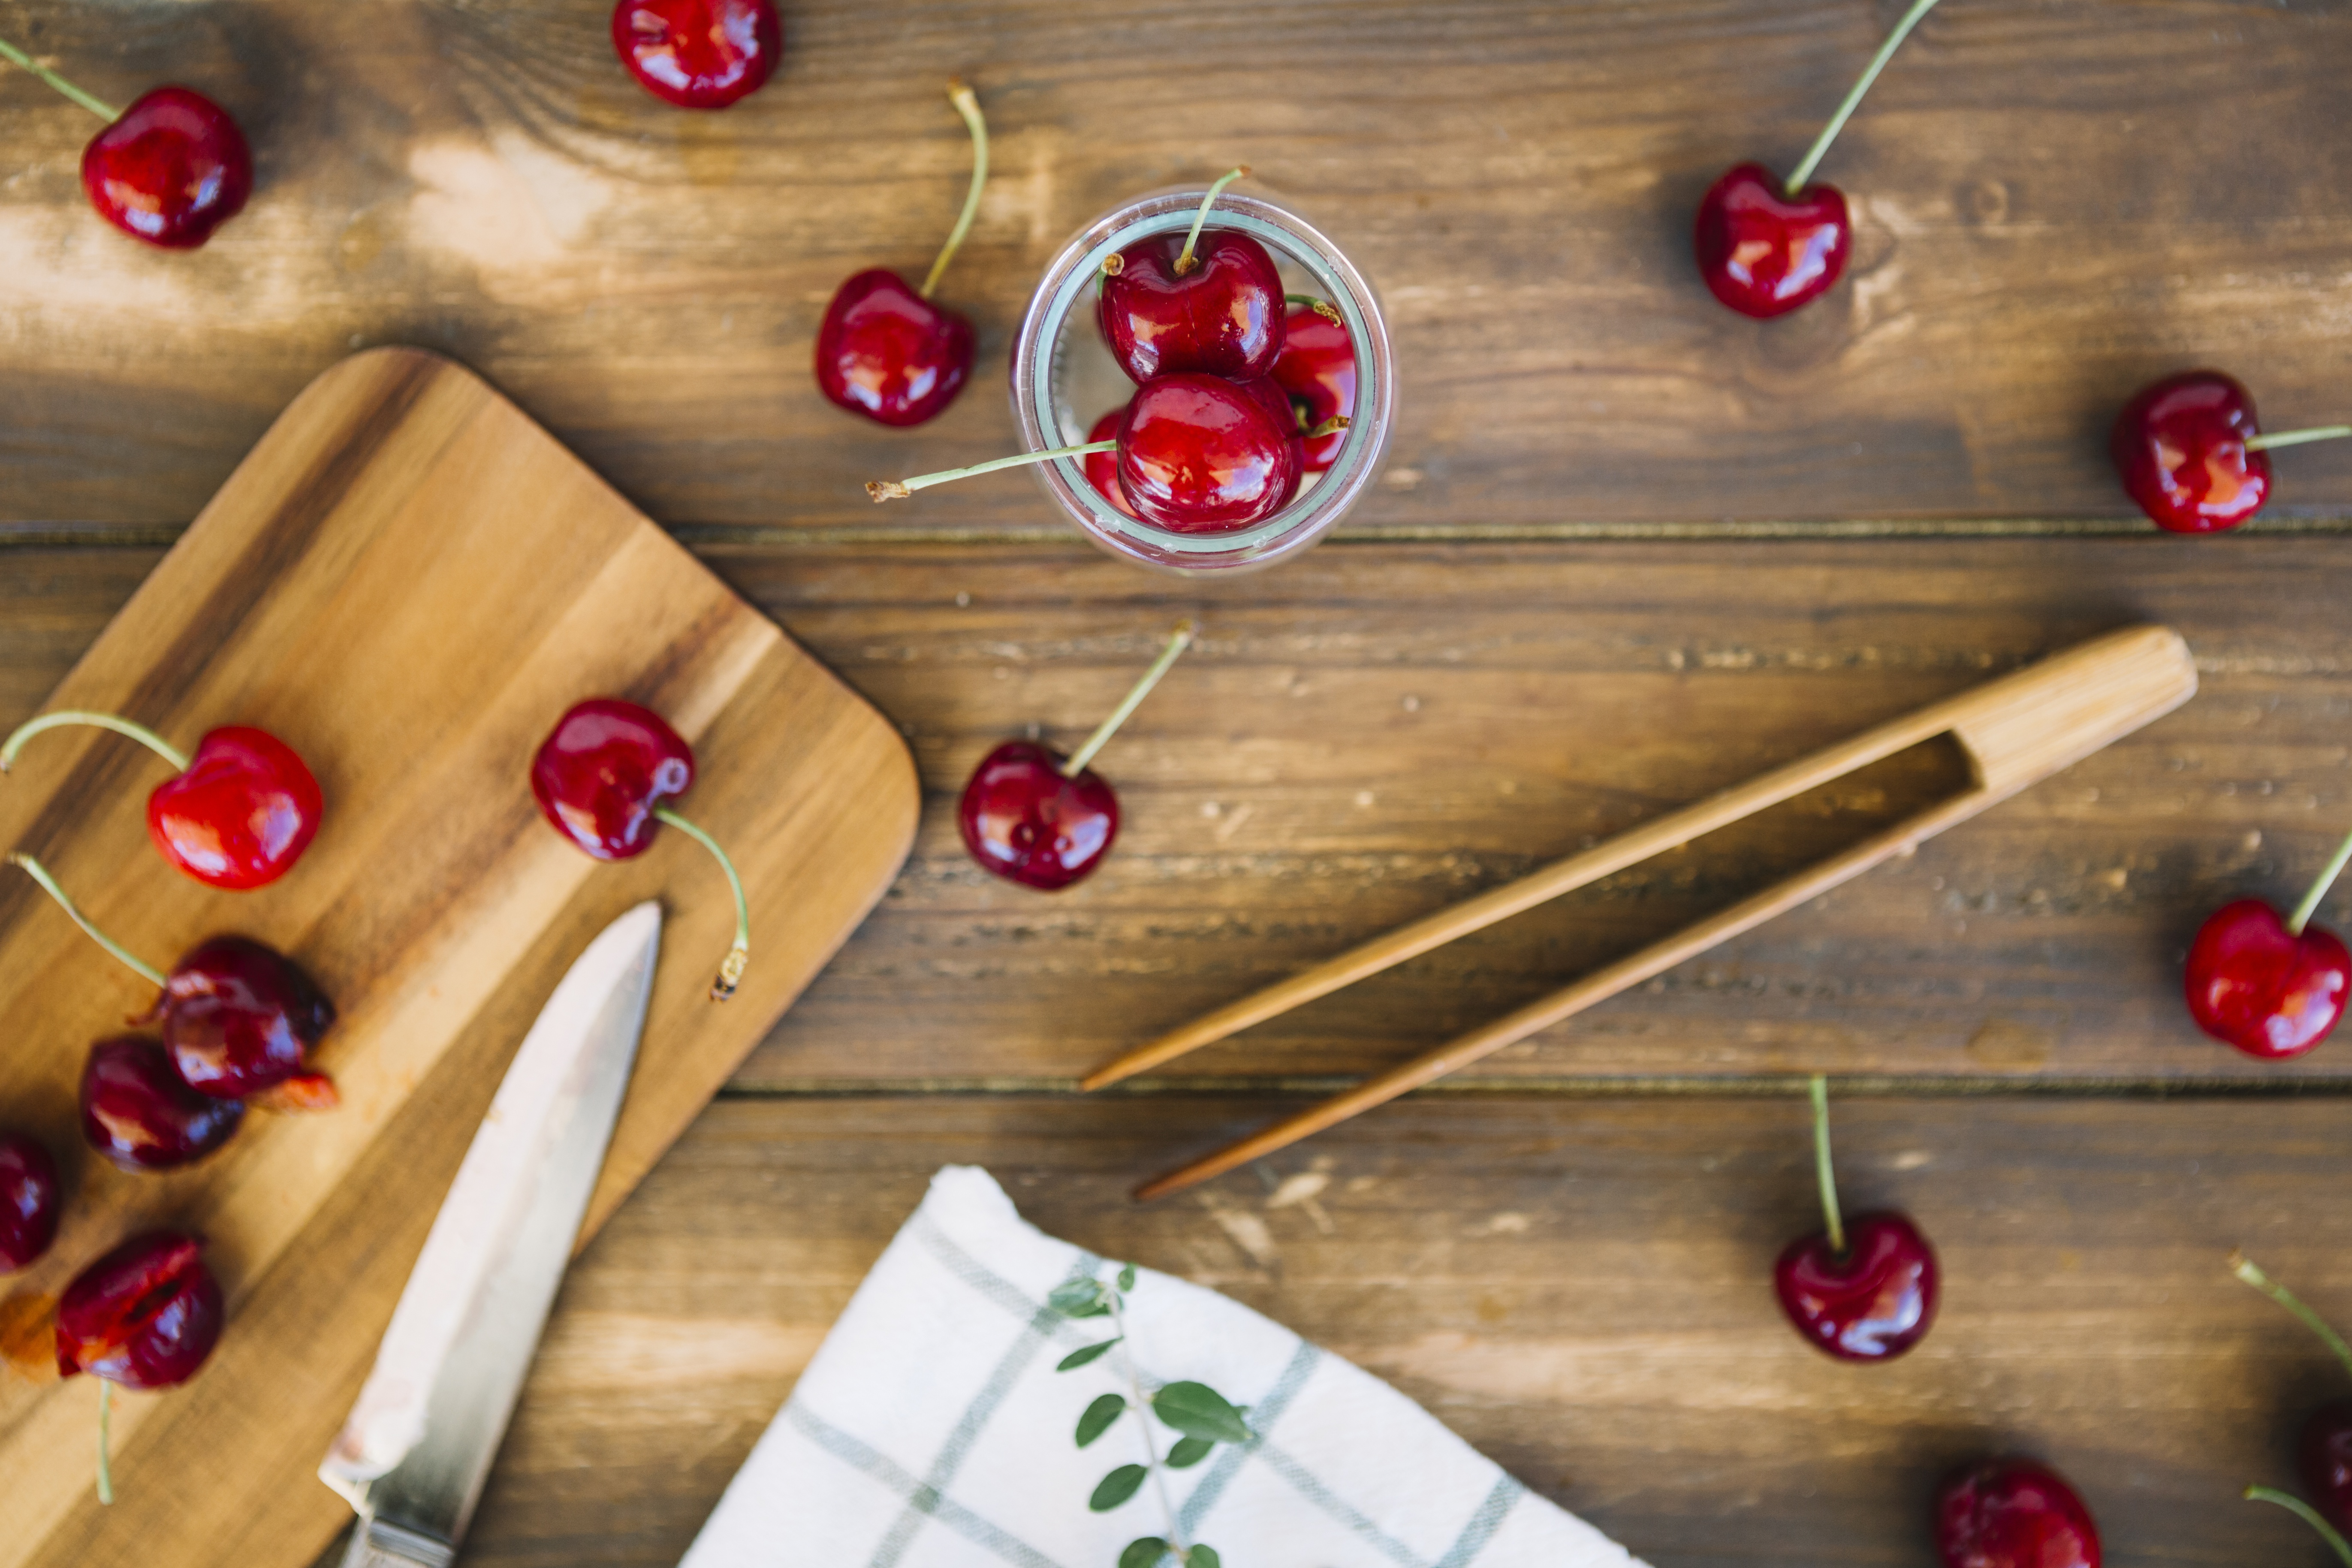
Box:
[0,349,918,1568]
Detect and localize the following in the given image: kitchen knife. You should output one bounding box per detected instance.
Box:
[318,901,662,1568]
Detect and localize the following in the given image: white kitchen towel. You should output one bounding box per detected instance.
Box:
[680,1165,1646,1568]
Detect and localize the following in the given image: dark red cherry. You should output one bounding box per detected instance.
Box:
[148,727,322,890]
[1773,1209,1938,1361]
[611,0,781,109]
[1693,163,1851,319]
[79,86,251,250]
[532,698,695,860]
[1271,305,1356,473]
[2301,1399,2352,1532]
[2184,899,2348,1059]
[2111,371,2271,534]
[1115,373,1302,534]
[815,268,974,427]
[56,1232,223,1390]
[1934,1458,2101,1568]
[1083,411,1142,520]
[1098,229,1286,383]
[82,1036,244,1171]
[958,741,1119,892]
[0,1133,60,1272]
[148,937,336,1101]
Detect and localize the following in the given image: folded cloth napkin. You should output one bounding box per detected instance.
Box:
[681,1166,1647,1568]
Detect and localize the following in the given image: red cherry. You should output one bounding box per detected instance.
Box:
[1099,229,1286,383]
[0,1133,60,1272]
[148,937,337,1101]
[1083,411,1142,520]
[2301,1400,2352,1532]
[2111,371,2271,534]
[2185,899,2348,1059]
[815,268,974,427]
[958,741,1119,892]
[1116,373,1302,534]
[1934,1458,2101,1568]
[81,1036,244,1171]
[1271,305,1357,473]
[79,86,251,250]
[1693,163,1851,319]
[1774,1210,1939,1361]
[611,0,781,109]
[56,1231,223,1390]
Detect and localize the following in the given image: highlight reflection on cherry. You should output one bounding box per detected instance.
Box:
[612,0,781,109]
[82,1035,245,1171]
[0,1133,60,1272]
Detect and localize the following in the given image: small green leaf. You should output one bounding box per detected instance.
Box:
[1047,1279,1104,1316]
[1118,1538,1170,1568]
[1116,1263,1138,1291]
[1152,1381,1252,1444]
[1076,1393,1127,1448]
[1187,1547,1222,1568]
[1057,1338,1121,1372]
[1090,1463,1148,1511]
[1165,1436,1213,1469]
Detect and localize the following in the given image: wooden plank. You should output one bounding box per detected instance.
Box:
[4,1,2352,534]
[441,1092,2352,1568]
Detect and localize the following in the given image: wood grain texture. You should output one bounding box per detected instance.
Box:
[0,351,918,1568]
[4,0,2352,534]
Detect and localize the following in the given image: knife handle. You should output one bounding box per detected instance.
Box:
[338,1518,455,1568]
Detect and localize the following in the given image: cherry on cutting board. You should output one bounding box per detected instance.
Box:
[57,1230,224,1504]
[2232,1253,2352,1532]
[2112,370,2352,534]
[1271,299,1356,473]
[531,698,750,998]
[1693,0,1942,318]
[1935,1458,2101,1568]
[1082,410,1141,519]
[612,0,781,109]
[0,1132,61,1271]
[3,711,322,890]
[1773,1076,1937,1361]
[958,622,1196,891]
[2184,829,2352,1059]
[1098,169,1285,383]
[83,1036,245,1171]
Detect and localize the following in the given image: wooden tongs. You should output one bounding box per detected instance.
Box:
[1095,625,2198,1200]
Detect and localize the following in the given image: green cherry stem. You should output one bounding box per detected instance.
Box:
[1784,0,1943,195]
[650,808,748,1000]
[2246,425,2352,454]
[2289,830,2352,938]
[2246,1485,2352,1566]
[6,853,166,987]
[1,711,189,775]
[0,36,119,121]
[1284,293,1345,326]
[918,79,988,302]
[1173,167,1249,276]
[1061,621,1197,781]
[1810,1074,1846,1256]
[96,1379,114,1507]
[2231,1251,2352,1380]
[868,440,1118,502]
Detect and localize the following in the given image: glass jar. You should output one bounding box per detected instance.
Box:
[1010,184,1394,574]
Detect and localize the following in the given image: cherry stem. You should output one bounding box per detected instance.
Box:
[2246,425,2352,454]
[1304,415,1352,442]
[1061,621,1198,780]
[1284,293,1345,327]
[6,853,166,987]
[2231,1251,2352,1381]
[1809,1074,1845,1256]
[868,440,1118,503]
[0,36,119,121]
[96,1379,114,1507]
[650,807,748,1001]
[1784,0,1943,194]
[919,79,988,302]
[2290,829,2352,937]
[0,711,189,776]
[1173,167,1249,276]
[2246,1485,2352,1566]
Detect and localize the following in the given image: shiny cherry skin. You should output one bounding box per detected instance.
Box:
[1773,1210,1939,1361]
[1935,1458,2100,1568]
[2184,899,2348,1059]
[1115,373,1302,534]
[146,726,323,890]
[147,937,336,1100]
[56,1232,223,1390]
[531,698,697,860]
[0,1133,60,1272]
[80,86,252,250]
[2111,371,2271,534]
[958,741,1119,892]
[82,1036,244,1171]
[1693,163,1851,320]
[2302,1400,2352,1532]
[1098,229,1286,383]
[611,0,782,109]
[1271,305,1356,473]
[1083,411,1142,520]
[815,268,974,427]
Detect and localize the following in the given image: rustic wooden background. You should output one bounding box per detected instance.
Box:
[6,0,2352,1565]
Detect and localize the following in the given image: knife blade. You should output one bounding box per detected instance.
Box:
[319,901,662,1568]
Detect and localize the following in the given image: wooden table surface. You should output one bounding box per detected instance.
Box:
[6,2,2352,1565]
